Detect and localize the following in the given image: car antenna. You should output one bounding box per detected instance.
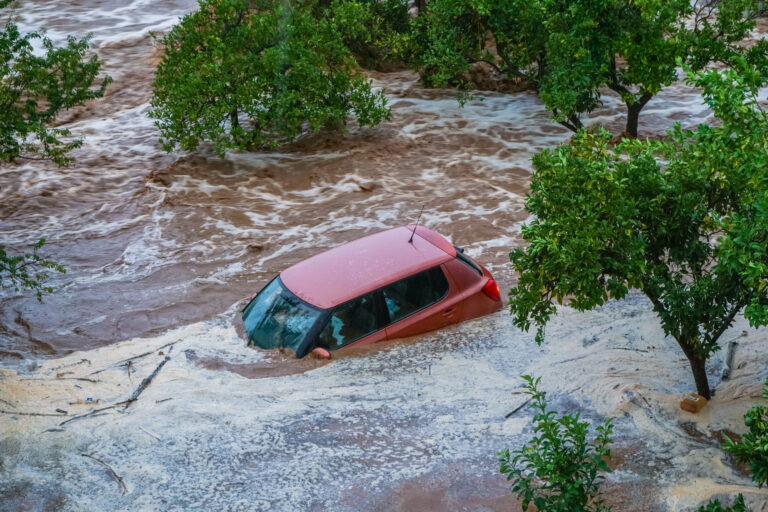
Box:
[408,205,425,244]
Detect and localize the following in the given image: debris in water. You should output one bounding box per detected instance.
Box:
[680,393,707,413]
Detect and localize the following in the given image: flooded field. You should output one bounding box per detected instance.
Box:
[1,1,768,510]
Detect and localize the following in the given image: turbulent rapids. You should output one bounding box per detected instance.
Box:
[1,1,768,510]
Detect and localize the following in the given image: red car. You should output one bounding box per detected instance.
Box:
[241,225,502,358]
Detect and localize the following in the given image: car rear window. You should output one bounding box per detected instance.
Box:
[382,266,449,323]
[315,293,380,350]
[456,250,483,276]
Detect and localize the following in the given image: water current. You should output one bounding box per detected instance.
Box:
[1,1,768,510]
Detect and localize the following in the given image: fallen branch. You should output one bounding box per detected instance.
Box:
[21,377,99,383]
[59,400,134,426]
[89,341,179,375]
[124,346,174,410]
[0,409,67,417]
[505,398,532,419]
[81,452,128,495]
[139,426,161,441]
[0,398,16,409]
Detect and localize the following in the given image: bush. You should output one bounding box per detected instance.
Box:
[697,494,747,512]
[499,375,614,512]
[724,380,768,487]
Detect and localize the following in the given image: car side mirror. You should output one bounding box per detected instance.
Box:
[311,347,331,360]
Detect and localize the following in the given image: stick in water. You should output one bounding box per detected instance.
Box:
[81,452,128,495]
[124,346,174,410]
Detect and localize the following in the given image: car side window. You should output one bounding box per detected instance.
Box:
[315,293,379,350]
[382,266,449,323]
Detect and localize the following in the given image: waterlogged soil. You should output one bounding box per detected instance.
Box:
[2,1,768,510]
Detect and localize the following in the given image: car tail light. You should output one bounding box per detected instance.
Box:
[481,278,500,301]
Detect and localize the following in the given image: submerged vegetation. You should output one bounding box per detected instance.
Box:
[150,0,390,156]
[406,0,765,136]
[0,2,110,166]
[0,238,65,302]
[508,62,768,400]
[499,376,613,512]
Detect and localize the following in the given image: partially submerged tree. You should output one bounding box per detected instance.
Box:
[0,7,111,166]
[509,62,768,399]
[409,0,764,136]
[499,375,613,512]
[150,0,390,157]
[0,239,65,302]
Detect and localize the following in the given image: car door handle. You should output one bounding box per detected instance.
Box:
[441,308,456,317]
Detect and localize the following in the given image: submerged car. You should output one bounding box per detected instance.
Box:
[241,225,502,358]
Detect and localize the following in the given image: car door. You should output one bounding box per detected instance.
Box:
[383,265,463,340]
[312,291,388,351]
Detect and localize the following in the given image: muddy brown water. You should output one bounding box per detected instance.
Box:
[0,0,717,365]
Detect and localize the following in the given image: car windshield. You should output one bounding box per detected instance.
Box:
[242,277,323,354]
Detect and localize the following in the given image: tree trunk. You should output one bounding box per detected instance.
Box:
[626,103,641,138]
[686,355,711,400]
[230,109,239,129]
[623,92,652,138]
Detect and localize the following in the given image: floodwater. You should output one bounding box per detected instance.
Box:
[1,1,768,510]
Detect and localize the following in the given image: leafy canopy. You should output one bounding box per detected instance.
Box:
[0,12,110,166]
[509,60,768,398]
[499,375,613,512]
[407,0,764,136]
[150,0,390,157]
[724,379,768,488]
[697,495,747,512]
[0,239,65,302]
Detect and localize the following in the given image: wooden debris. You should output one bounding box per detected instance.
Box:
[124,346,173,410]
[0,398,16,409]
[680,393,707,413]
[81,453,128,495]
[60,400,135,426]
[139,426,161,441]
[89,341,178,376]
[0,409,68,417]
[505,398,532,419]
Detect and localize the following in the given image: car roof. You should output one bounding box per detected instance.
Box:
[280,226,457,309]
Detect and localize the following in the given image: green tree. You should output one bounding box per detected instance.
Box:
[499,375,613,512]
[0,7,111,166]
[697,495,747,512]
[0,239,65,302]
[150,0,390,157]
[724,379,768,487]
[509,61,768,399]
[408,0,764,136]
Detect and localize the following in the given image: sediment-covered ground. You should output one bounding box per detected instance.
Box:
[1,1,767,510]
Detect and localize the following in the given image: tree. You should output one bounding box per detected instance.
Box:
[408,0,764,136]
[509,61,768,399]
[150,0,390,157]
[0,6,111,166]
[0,239,65,302]
[724,379,768,487]
[499,375,613,512]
